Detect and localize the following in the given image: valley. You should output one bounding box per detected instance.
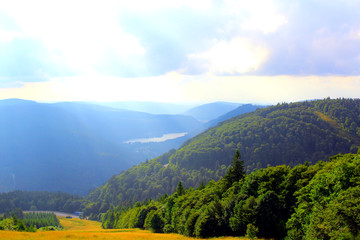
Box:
[1,98,360,239]
[1,2,359,239]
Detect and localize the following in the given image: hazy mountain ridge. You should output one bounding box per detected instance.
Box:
[0,99,204,195]
[91,101,196,115]
[83,98,360,218]
[184,102,240,122]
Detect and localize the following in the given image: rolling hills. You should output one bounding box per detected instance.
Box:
[84,98,360,218]
[0,99,203,195]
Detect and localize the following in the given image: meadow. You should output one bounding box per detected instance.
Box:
[0,216,249,240]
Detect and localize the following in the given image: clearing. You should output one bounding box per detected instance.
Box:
[0,216,248,240]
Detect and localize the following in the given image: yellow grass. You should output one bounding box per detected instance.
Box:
[0,216,249,240]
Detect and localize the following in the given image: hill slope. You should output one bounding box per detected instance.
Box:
[84,98,360,217]
[0,99,202,195]
[170,98,360,171]
[184,102,240,122]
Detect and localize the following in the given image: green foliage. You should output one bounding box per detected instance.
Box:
[176,181,185,196]
[85,149,226,218]
[23,212,61,229]
[0,218,15,231]
[286,153,360,240]
[148,211,165,233]
[85,98,360,219]
[246,223,258,239]
[102,151,360,239]
[0,191,83,214]
[171,98,360,172]
[223,149,245,188]
[0,210,60,232]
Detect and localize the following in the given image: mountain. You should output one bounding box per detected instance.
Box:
[91,101,196,115]
[184,102,240,122]
[83,98,360,218]
[205,104,265,129]
[0,99,202,195]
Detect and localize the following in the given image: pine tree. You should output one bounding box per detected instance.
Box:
[176,181,185,196]
[223,150,245,188]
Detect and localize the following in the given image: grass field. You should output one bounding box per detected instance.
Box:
[0,216,249,240]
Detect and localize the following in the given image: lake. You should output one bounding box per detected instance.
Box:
[124,132,188,144]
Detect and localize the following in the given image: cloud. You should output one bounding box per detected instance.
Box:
[224,0,288,34]
[1,0,360,103]
[0,0,146,78]
[187,38,269,75]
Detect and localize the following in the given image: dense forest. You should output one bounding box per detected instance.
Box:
[102,152,360,240]
[84,98,360,219]
[170,98,360,171]
[0,191,83,214]
[0,208,61,231]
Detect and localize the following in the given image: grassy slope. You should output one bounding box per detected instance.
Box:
[0,217,249,240]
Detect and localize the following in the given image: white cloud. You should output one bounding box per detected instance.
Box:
[114,0,212,12]
[0,0,145,74]
[188,38,269,74]
[0,29,22,42]
[223,0,287,34]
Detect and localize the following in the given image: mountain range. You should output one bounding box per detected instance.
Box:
[0,99,257,195]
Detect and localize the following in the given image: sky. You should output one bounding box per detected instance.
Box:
[0,0,360,104]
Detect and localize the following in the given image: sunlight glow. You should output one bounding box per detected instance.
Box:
[1,74,360,104]
[189,38,269,74]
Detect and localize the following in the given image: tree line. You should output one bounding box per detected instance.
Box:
[0,208,61,232]
[102,151,360,239]
[0,191,83,214]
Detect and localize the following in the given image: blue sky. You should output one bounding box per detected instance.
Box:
[0,0,360,103]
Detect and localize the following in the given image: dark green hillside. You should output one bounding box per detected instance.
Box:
[170,98,360,171]
[104,152,360,239]
[84,150,228,218]
[84,98,360,218]
[0,191,83,213]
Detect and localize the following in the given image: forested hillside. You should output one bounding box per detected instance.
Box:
[171,98,360,171]
[103,152,360,239]
[0,191,83,214]
[83,98,360,218]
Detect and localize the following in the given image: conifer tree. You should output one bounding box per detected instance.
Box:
[176,181,185,196]
[223,150,245,188]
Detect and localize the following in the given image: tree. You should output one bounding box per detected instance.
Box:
[149,211,164,233]
[223,150,245,188]
[176,181,185,196]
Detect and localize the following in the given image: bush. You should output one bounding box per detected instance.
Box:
[163,224,174,233]
[246,223,258,239]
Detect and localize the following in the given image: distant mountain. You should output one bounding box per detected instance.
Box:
[205,104,265,128]
[0,99,202,195]
[91,101,196,115]
[184,102,240,122]
[84,98,360,218]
